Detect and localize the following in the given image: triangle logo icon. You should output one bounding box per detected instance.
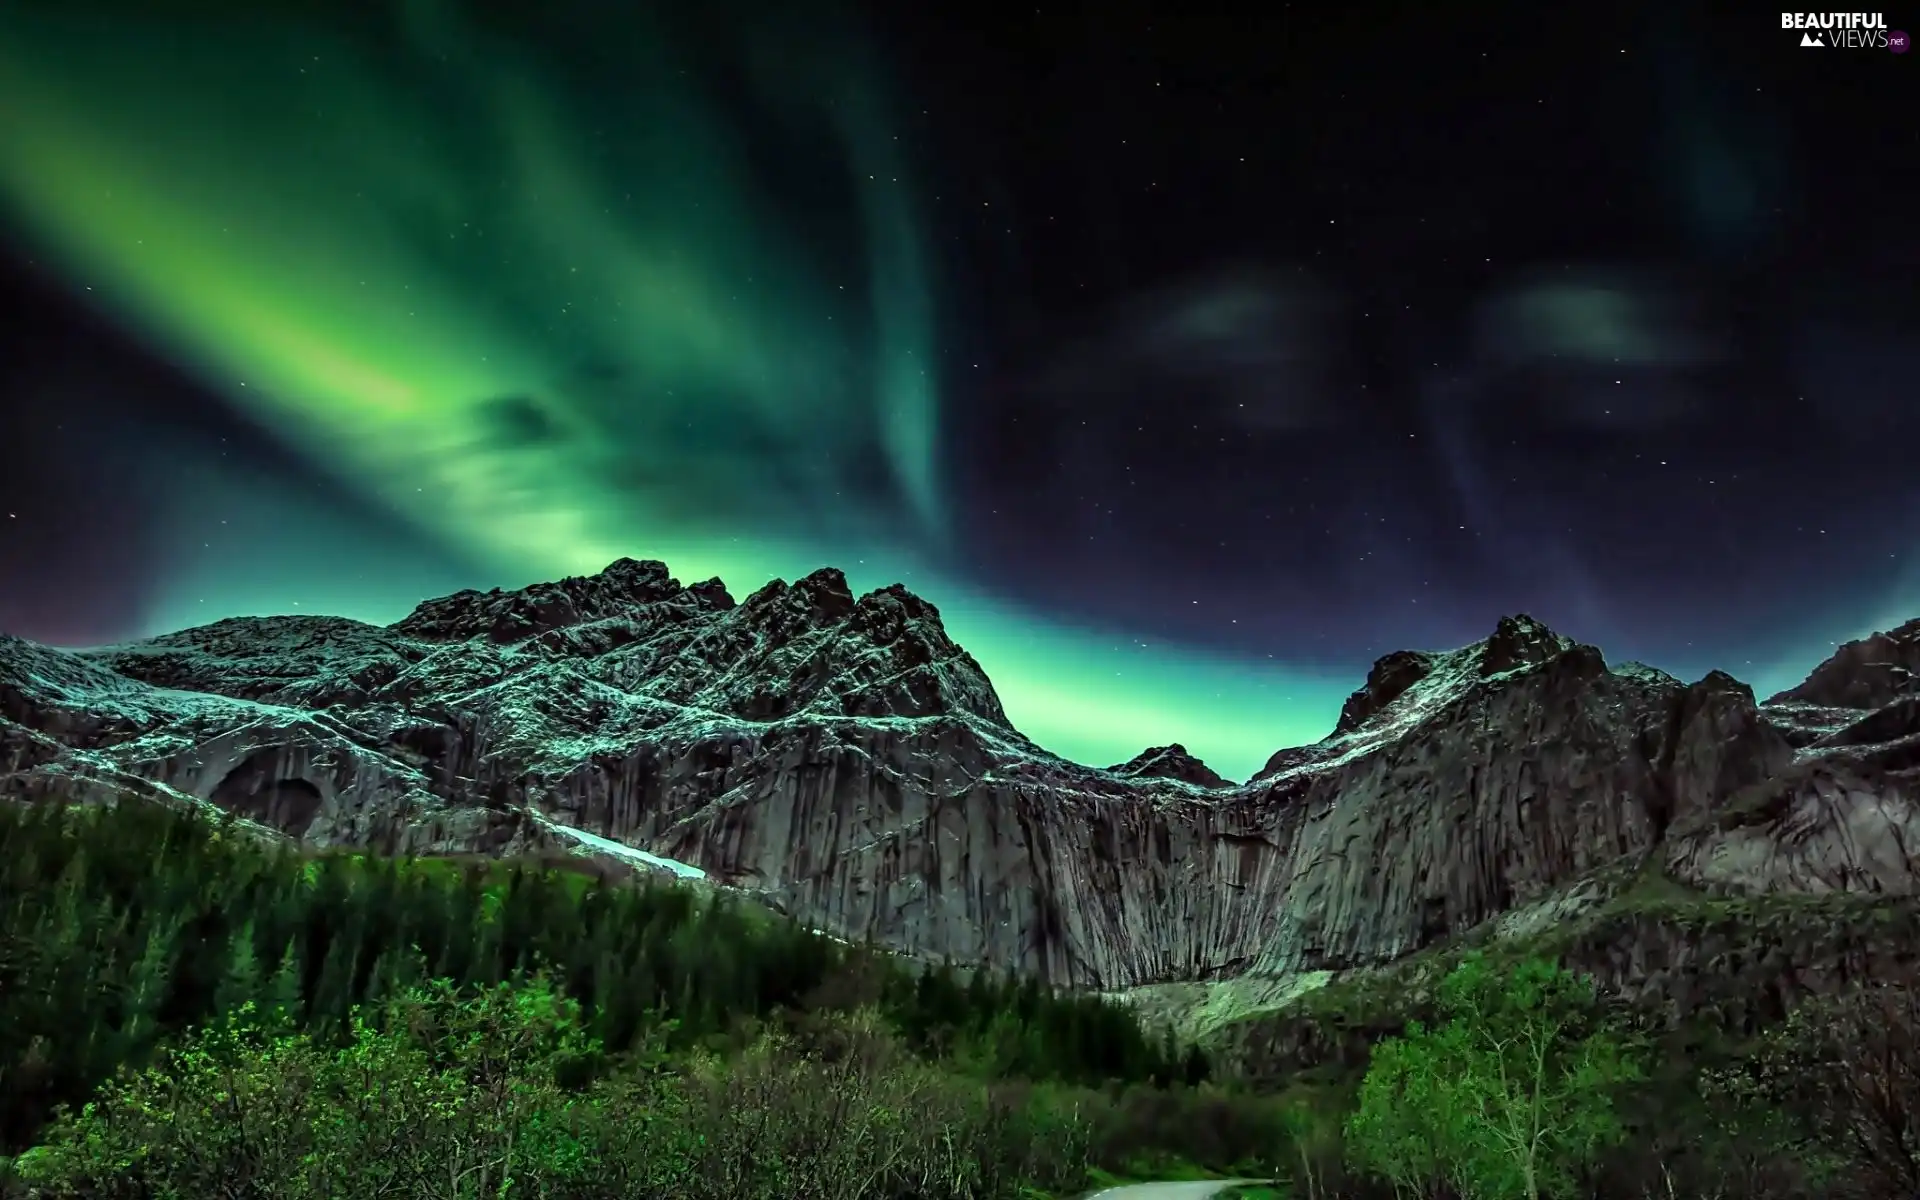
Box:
[1800,31,1824,45]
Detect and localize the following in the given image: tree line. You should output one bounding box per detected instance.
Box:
[0,797,1199,1154]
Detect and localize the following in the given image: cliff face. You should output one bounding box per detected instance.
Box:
[1213,890,1920,1081]
[3,559,1916,991]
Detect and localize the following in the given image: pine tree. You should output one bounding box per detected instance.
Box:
[309,933,359,1035]
[1158,1024,1181,1086]
[263,937,305,1030]
[118,921,176,1058]
[964,962,993,1025]
[1182,1040,1210,1086]
[213,921,263,1018]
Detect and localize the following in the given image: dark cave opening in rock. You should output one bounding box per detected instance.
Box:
[210,754,325,836]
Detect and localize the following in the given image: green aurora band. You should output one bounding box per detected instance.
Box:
[2,5,1903,782]
[19,3,1902,779]
[0,2,1353,779]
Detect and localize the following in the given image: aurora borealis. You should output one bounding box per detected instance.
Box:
[2,1,1917,781]
[0,1,943,565]
[0,0,1348,775]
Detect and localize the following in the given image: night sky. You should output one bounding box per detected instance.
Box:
[1,0,1916,780]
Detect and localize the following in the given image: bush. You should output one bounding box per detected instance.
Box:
[15,974,607,1199]
[14,977,1117,1200]
[1723,981,1920,1200]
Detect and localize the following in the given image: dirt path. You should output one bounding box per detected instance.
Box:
[1082,1182,1267,1198]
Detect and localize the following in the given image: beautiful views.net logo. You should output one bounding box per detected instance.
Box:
[1781,12,1910,50]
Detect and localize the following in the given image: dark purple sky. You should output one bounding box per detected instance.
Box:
[2,0,1916,699]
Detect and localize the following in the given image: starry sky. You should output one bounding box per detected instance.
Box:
[1,0,1916,781]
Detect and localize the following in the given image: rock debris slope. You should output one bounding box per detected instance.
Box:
[2,559,1916,990]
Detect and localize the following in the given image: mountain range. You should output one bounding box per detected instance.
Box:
[4,558,1917,1052]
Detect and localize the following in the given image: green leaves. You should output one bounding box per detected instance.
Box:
[1731,981,1920,1198]
[18,975,612,1199]
[1345,954,1645,1200]
[1346,1027,1453,1197]
[14,979,1119,1200]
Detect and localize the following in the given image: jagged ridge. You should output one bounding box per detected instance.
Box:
[3,559,1916,993]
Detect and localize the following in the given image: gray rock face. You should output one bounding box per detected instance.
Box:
[1106,745,1230,790]
[1216,893,1920,1080]
[1665,671,1920,896]
[3,561,1916,990]
[1769,618,1920,710]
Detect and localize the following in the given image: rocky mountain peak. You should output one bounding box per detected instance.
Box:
[1330,614,1577,739]
[714,570,1006,725]
[1693,668,1756,702]
[600,556,679,597]
[1334,649,1438,736]
[739,567,858,634]
[1769,617,1920,710]
[1107,743,1230,789]
[392,558,734,644]
[1479,613,1574,676]
[685,577,736,609]
[794,567,857,619]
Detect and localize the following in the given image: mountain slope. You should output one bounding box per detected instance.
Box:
[3,559,1915,992]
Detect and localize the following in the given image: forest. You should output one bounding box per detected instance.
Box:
[0,797,1915,1199]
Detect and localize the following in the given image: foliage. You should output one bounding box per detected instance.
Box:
[1681,1059,1839,1200]
[0,798,1191,1153]
[1276,1088,1370,1200]
[1345,954,1645,1200]
[1727,981,1920,1200]
[1346,1033,1455,1198]
[10,972,1256,1200]
[14,976,609,1199]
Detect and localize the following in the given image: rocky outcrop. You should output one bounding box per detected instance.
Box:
[1769,618,1920,710]
[1664,652,1920,896]
[1107,745,1230,790]
[1241,635,1674,975]
[3,560,1917,993]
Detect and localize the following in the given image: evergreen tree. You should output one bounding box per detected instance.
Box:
[1157,1024,1181,1086]
[1181,1040,1210,1086]
[309,933,360,1036]
[213,920,263,1018]
[118,921,177,1057]
[262,938,305,1031]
